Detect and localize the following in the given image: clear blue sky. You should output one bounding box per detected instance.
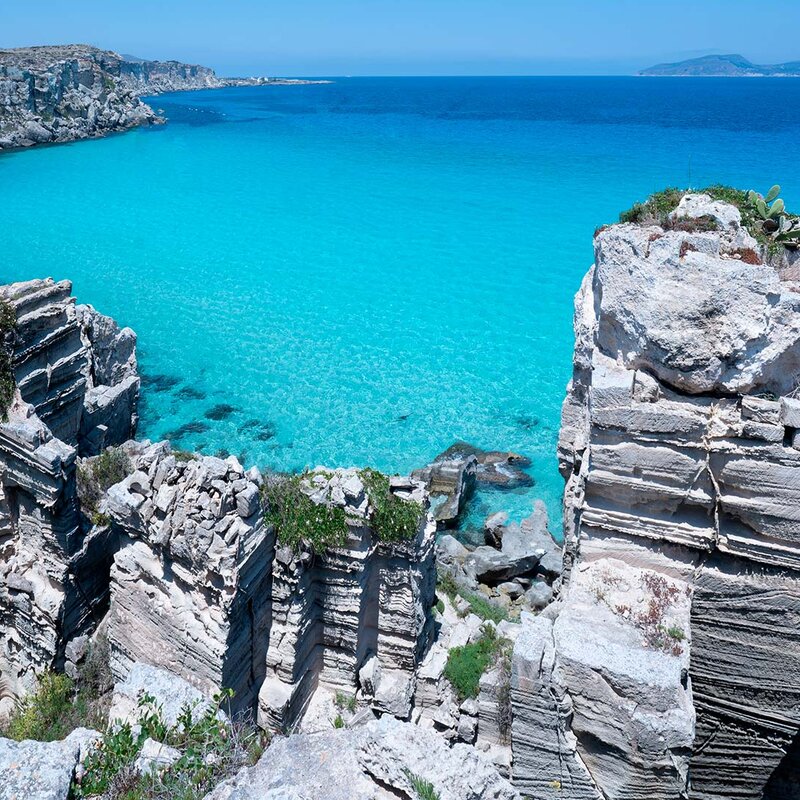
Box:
[3,0,800,76]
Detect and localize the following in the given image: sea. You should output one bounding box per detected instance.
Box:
[3,76,800,533]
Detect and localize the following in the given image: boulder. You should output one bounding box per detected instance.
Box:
[464,502,561,585]
[0,728,99,800]
[593,205,800,395]
[204,716,520,800]
[412,454,477,526]
[108,662,220,728]
[134,737,182,775]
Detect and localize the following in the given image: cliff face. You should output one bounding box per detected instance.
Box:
[548,194,800,799]
[0,44,283,151]
[0,279,139,701]
[0,278,437,731]
[0,46,158,149]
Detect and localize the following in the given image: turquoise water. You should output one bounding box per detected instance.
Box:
[3,77,800,530]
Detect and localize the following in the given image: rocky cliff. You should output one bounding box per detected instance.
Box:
[0,46,158,149]
[542,192,800,799]
[0,44,324,151]
[0,279,139,702]
[0,278,438,737]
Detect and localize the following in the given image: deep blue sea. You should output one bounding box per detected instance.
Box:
[3,77,800,531]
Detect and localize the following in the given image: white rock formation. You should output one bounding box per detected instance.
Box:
[0,727,99,800]
[551,193,800,799]
[0,279,139,697]
[204,716,520,800]
[105,444,272,716]
[108,661,223,728]
[258,469,436,730]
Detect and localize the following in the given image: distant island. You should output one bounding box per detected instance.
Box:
[639,53,800,77]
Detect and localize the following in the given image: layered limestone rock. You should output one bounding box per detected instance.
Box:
[259,469,436,730]
[105,444,272,716]
[551,193,800,799]
[205,715,520,800]
[0,279,139,697]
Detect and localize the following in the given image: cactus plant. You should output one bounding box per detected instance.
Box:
[747,185,800,245]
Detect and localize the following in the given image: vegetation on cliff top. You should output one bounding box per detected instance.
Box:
[77,447,133,527]
[0,297,16,420]
[262,472,350,553]
[616,184,799,255]
[263,468,423,553]
[358,468,423,542]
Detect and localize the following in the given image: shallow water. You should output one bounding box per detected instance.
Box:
[3,77,800,530]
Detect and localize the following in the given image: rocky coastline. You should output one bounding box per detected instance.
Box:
[0,44,329,151]
[2,189,800,798]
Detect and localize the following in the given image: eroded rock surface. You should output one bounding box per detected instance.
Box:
[0,727,98,800]
[204,716,520,800]
[553,193,800,799]
[0,279,138,696]
[106,444,272,715]
[259,469,436,729]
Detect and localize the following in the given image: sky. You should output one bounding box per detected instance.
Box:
[3,0,800,77]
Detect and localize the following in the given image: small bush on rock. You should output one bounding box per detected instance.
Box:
[444,625,506,701]
[461,591,508,624]
[1,634,115,742]
[74,688,268,799]
[77,447,132,522]
[2,672,74,741]
[262,472,349,553]
[359,468,423,542]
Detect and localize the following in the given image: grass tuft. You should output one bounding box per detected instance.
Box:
[404,769,441,800]
[444,625,507,701]
[262,472,349,553]
[359,468,423,542]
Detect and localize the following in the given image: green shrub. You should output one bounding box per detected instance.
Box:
[1,635,115,742]
[334,691,356,712]
[77,447,132,519]
[75,688,267,799]
[444,626,505,701]
[618,187,685,225]
[460,591,508,624]
[404,769,441,800]
[359,468,423,542]
[0,298,16,421]
[616,184,793,255]
[262,472,349,553]
[436,571,459,602]
[2,672,75,741]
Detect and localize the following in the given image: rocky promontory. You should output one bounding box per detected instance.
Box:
[0,44,328,151]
